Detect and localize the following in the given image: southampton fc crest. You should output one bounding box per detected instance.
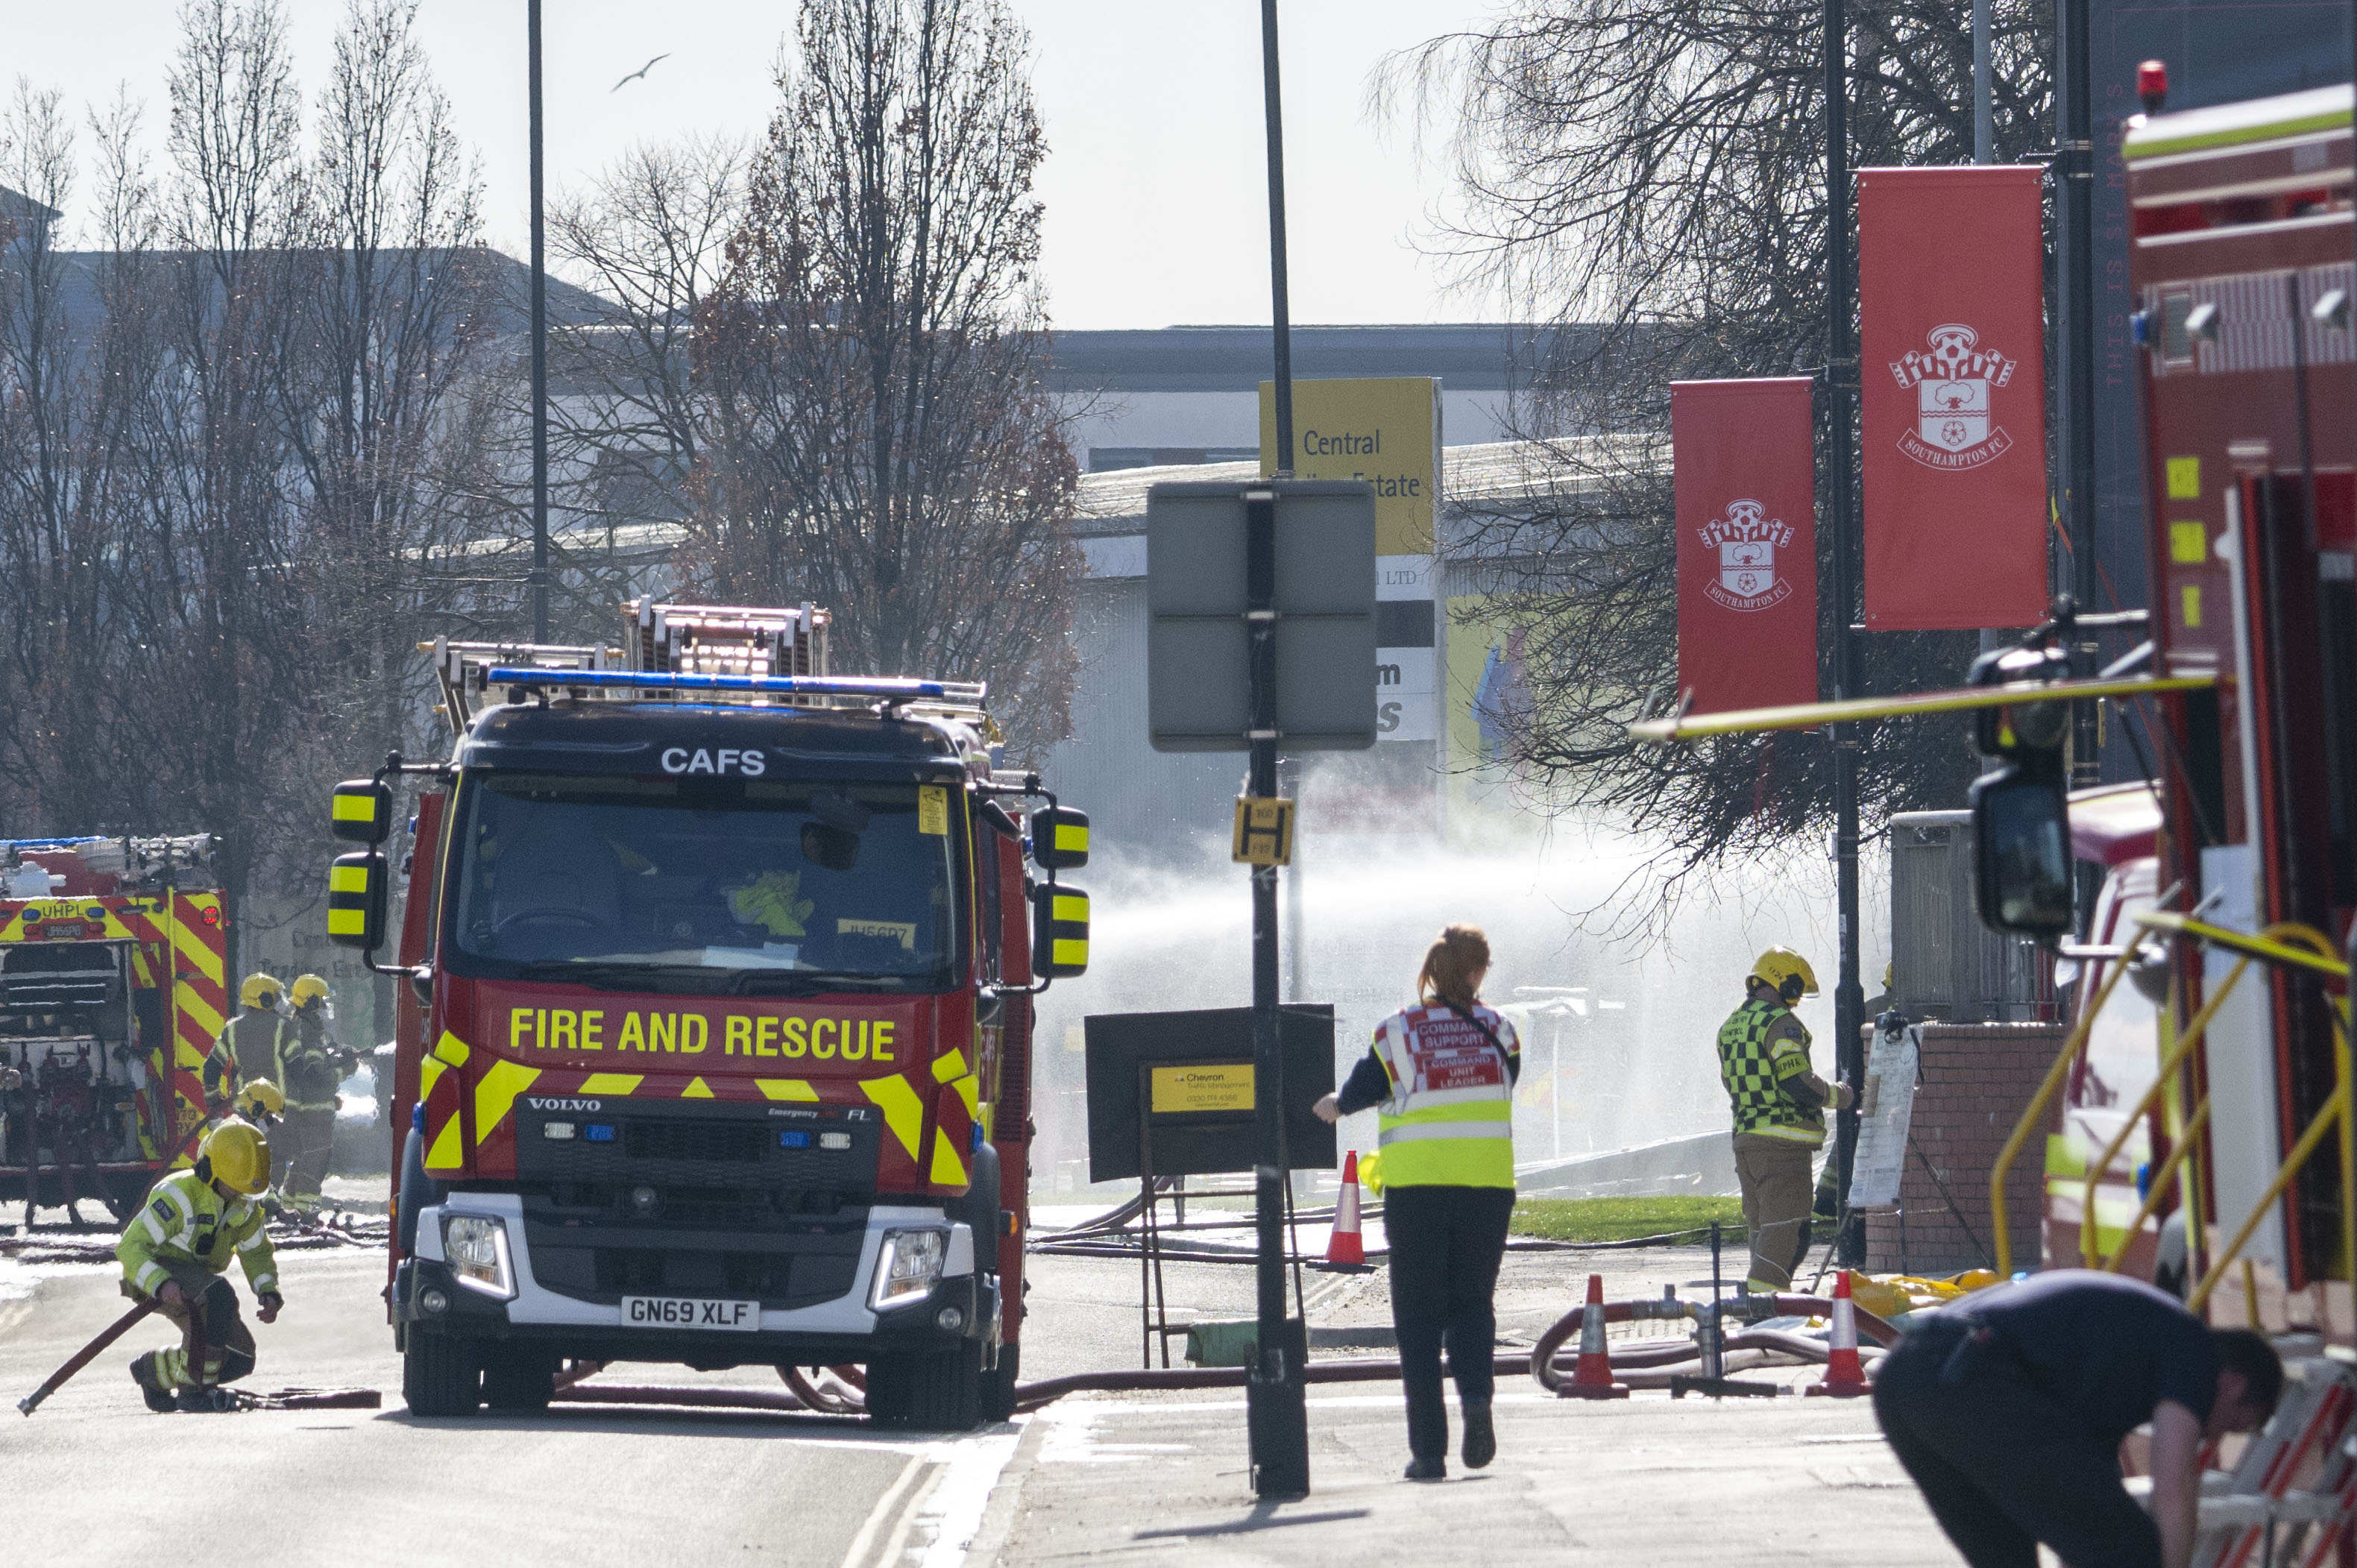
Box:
[1889,323,2016,471]
[1696,499,1794,612]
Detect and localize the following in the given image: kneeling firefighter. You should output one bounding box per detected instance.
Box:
[1715,948,1851,1293]
[116,1119,283,1411]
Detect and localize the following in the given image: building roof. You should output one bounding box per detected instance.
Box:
[3,245,607,343]
[1044,323,1581,392]
[1070,435,1664,531]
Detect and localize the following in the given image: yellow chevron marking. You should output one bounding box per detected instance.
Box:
[930,1127,969,1188]
[949,1074,980,1118]
[169,914,224,987]
[433,1031,472,1067]
[931,1049,969,1085]
[861,1075,925,1161]
[757,1078,818,1102]
[418,1056,447,1099]
[176,983,224,1040]
[681,1077,714,1099]
[424,1112,464,1171]
[473,1059,543,1145]
[577,1073,644,1095]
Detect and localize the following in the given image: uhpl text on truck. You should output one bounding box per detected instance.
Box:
[327,600,1090,1427]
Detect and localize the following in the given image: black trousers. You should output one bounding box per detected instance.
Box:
[1385,1183,1515,1461]
[1872,1321,2162,1568]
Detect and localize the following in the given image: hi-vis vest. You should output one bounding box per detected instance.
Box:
[1716,998,1824,1145]
[1371,1002,1517,1189]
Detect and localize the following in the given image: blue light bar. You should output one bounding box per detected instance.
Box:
[1,837,109,850]
[482,667,954,701]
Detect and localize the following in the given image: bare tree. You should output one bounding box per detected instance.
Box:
[1389,1,2055,927]
[693,0,1080,755]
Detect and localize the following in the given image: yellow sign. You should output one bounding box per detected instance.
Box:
[1151,1062,1256,1115]
[917,785,949,836]
[1259,377,1439,555]
[1230,796,1295,866]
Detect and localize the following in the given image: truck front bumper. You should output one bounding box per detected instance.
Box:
[398,1194,988,1366]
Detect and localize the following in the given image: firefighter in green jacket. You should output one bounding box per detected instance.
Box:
[118,1118,283,1411]
[275,974,352,1210]
[1716,947,1852,1293]
[207,972,289,1117]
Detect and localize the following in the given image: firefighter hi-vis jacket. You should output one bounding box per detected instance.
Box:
[1370,1002,1520,1189]
[116,1170,279,1300]
[1716,998,1825,1145]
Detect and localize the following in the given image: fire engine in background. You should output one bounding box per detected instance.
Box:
[1996,78,2357,1317]
[327,600,1091,1428]
[0,835,228,1221]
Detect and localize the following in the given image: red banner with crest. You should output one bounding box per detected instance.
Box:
[1673,378,1819,713]
[1859,166,2051,630]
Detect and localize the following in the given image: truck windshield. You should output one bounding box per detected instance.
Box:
[444,772,958,986]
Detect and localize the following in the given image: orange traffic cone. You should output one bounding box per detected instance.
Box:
[1324,1151,1367,1268]
[1559,1273,1630,1399]
[1807,1270,1871,1398]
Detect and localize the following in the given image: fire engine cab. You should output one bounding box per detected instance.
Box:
[328,601,1090,1428]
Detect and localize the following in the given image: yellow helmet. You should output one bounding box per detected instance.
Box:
[199,1119,271,1195]
[289,974,331,1010]
[237,1078,286,1119]
[1749,947,1819,1004]
[239,972,284,1011]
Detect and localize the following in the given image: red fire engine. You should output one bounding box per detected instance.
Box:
[0,835,228,1219]
[327,601,1090,1427]
[2027,79,2357,1320]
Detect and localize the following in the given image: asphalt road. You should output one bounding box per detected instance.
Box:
[0,1246,1014,1568]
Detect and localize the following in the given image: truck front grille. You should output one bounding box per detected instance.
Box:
[625,1118,769,1165]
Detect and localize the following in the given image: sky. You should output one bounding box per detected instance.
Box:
[8,0,1510,328]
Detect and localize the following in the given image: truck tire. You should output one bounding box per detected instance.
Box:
[866,1341,982,1431]
[980,1342,1020,1423]
[482,1346,556,1413]
[403,1328,481,1417]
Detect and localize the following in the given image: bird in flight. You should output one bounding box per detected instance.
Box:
[611,54,671,92]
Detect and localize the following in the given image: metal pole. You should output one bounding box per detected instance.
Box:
[528,0,550,643]
[1248,0,1309,1499]
[1263,0,1294,476]
[2057,0,2098,784]
[1972,0,1992,166]
[1825,0,1866,1268]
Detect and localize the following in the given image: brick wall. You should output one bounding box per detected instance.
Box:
[1863,1022,2062,1276]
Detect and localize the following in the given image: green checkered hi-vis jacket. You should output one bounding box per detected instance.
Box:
[1716,998,1825,1145]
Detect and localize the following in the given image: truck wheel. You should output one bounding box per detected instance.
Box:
[482,1347,555,1413]
[980,1342,1020,1423]
[403,1329,481,1417]
[866,1341,982,1431]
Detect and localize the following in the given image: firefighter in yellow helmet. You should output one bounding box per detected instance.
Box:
[116,1118,282,1411]
[1715,948,1851,1292]
[274,974,353,1211]
[207,972,289,1116]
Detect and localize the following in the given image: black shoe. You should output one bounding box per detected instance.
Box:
[128,1356,174,1414]
[174,1386,237,1413]
[1403,1455,1447,1482]
[1462,1402,1496,1470]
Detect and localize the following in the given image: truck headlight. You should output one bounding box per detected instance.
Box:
[870,1228,947,1311]
[441,1214,515,1300]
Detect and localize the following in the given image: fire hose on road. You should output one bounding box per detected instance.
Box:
[535,1289,1899,1417]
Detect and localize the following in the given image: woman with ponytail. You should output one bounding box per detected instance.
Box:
[1314,925,1519,1480]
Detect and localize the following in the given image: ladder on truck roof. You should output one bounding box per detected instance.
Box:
[427,599,988,737]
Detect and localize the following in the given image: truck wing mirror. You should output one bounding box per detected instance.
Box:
[1031,806,1089,872]
[1032,885,1090,978]
[327,851,388,952]
[331,779,394,846]
[1971,766,2074,938]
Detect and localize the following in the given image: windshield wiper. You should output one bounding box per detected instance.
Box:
[511,961,721,994]
[728,970,913,997]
